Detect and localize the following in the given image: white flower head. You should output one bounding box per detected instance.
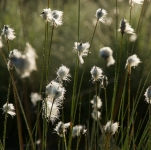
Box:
[50,10,63,27]
[46,80,66,102]
[40,8,52,22]
[90,95,102,109]
[99,47,115,67]
[56,65,71,83]
[8,43,38,78]
[125,54,141,74]
[1,25,16,40]
[118,19,135,35]
[95,8,107,24]
[3,103,16,117]
[72,125,87,138]
[54,121,70,137]
[90,66,103,82]
[0,36,3,48]
[42,98,61,123]
[144,86,151,104]
[91,109,101,121]
[30,93,42,106]
[104,120,119,135]
[74,42,90,64]
[129,0,144,6]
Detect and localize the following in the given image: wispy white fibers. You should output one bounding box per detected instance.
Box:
[30,93,42,106]
[50,10,63,27]
[40,8,52,22]
[54,121,70,137]
[46,80,66,103]
[74,42,90,64]
[125,54,141,74]
[91,109,101,121]
[90,66,103,82]
[99,47,115,67]
[90,95,102,109]
[56,65,71,83]
[72,125,87,138]
[1,25,16,40]
[8,42,38,78]
[3,103,16,117]
[95,8,107,24]
[144,86,151,104]
[40,8,63,27]
[118,19,135,35]
[42,96,61,123]
[104,120,119,135]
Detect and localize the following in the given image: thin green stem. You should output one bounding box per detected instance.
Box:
[35,22,47,145]
[63,132,67,150]
[47,25,54,82]
[3,78,11,150]
[111,35,123,120]
[104,88,108,122]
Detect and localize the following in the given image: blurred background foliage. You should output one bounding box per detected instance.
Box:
[0,0,151,149]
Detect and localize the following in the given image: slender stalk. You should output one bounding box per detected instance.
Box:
[35,22,47,145]
[10,71,35,150]
[47,25,54,82]
[63,132,67,150]
[3,78,11,150]
[111,35,124,120]
[127,73,131,145]
[104,88,108,122]
[76,135,82,150]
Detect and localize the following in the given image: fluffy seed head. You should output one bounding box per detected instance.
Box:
[3,103,16,117]
[56,65,71,83]
[50,10,63,27]
[72,125,87,138]
[101,75,108,88]
[118,19,135,35]
[54,121,70,137]
[104,121,119,135]
[100,47,115,67]
[95,8,107,24]
[144,86,151,104]
[42,98,61,123]
[8,43,38,78]
[74,42,90,64]
[90,66,103,82]
[30,93,42,106]
[90,95,102,109]
[40,8,52,22]
[1,25,16,40]
[91,109,101,121]
[46,80,66,102]
[125,54,141,74]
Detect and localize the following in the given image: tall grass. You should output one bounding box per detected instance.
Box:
[0,0,151,149]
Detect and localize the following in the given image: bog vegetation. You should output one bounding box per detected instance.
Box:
[0,0,151,149]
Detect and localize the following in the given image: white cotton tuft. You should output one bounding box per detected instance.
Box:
[30,93,42,106]
[54,121,70,137]
[72,125,87,138]
[1,25,16,40]
[95,8,107,24]
[90,66,103,82]
[56,65,71,83]
[118,19,135,35]
[3,103,16,117]
[104,120,119,135]
[74,42,90,64]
